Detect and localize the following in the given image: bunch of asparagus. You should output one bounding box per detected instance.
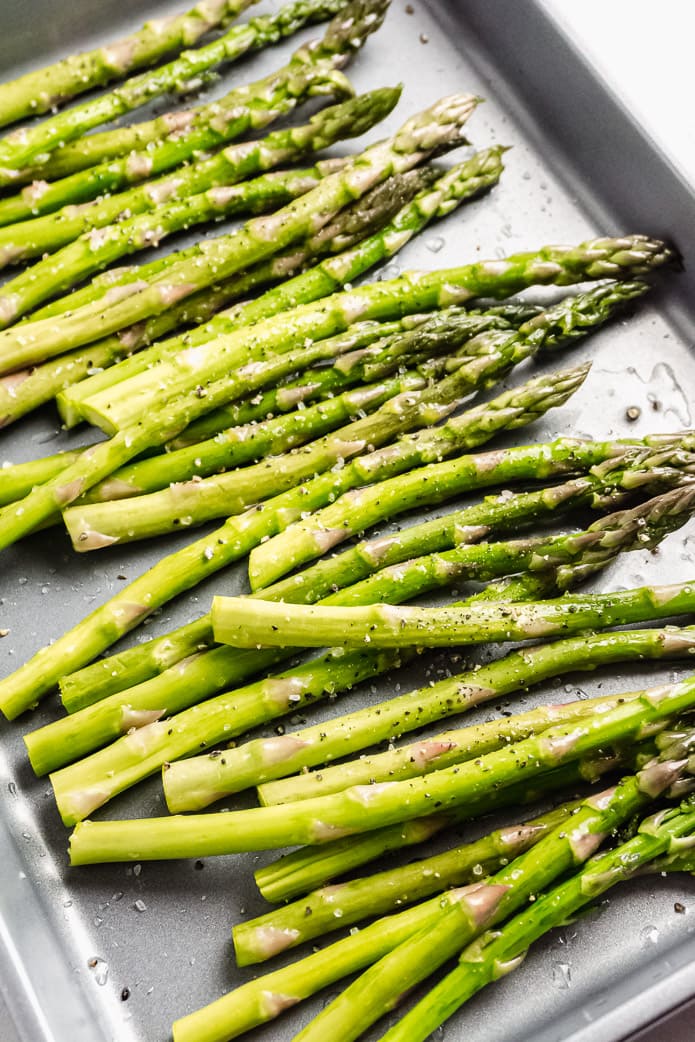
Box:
[0,2,693,1041]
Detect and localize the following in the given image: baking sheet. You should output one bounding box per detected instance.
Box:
[1,1,695,1040]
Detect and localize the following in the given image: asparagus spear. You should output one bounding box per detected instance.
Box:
[254,429,695,591]
[55,431,695,711]
[170,776,687,1042]
[34,476,674,802]
[0,51,349,228]
[172,888,490,1042]
[88,246,653,437]
[0,280,247,429]
[0,167,346,325]
[168,300,542,449]
[76,316,507,502]
[0,0,257,128]
[0,94,478,371]
[53,433,625,709]
[85,273,640,436]
[0,0,353,172]
[213,575,695,649]
[0,81,394,271]
[63,329,590,548]
[253,748,648,902]
[168,754,632,1042]
[62,147,506,426]
[163,490,695,810]
[2,159,429,429]
[264,695,640,804]
[35,364,585,784]
[380,795,695,1042]
[0,451,83,507]
[0,359,580,721]
[234,800,581,964]
[37,498,605,806]
[67,669,695,862]
[241,747,682,963]
[47,644,406,822]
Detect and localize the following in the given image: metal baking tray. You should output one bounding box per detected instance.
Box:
[1,1,695,1040]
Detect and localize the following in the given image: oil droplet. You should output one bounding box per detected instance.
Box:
[88,957,109,986]
[552,962,571,989]
[640,924,659,947]
[425,236,445,254]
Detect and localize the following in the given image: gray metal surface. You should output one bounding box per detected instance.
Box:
[1,1,694,1041]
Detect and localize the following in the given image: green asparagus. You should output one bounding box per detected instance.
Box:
[234,800,580,963]
[0,93,477,371]
[163,489,695,810]
[0,0,257,128]
[0,167,343,325]
[380,795,695,1042]
[62,147,506,426]
[63,338,590,548]
[253,749,648,902]
[301,766,695,1042]
[0,81,395,271]
[0,370,651,719]
[3,159,430,429]
[68,669,695,861]
[0,0,352,172]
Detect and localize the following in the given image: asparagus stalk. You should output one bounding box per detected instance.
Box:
[95,368,446,501]
[48,644,406,823]
[2,158,426,429]
[77,318,509,502]
[172,888,483,1042]
[7,0,378,187]
[0,94,478,372]
[168,299,542,449]
[256,424,695,596]
[38,469,576,794]
[163,490,695,810]
[0,0,257,129]
[239,742,671,963]
[31,493,651,811]
[0,357,579,721]
[381,796,695,1042]
[86,274,639,435]
[213,574,695,650]
[244,281,648,586]
[37,469,613,801]
[62,147,506,426]
[166,770,594,1042]
[56,431,695,710]
[0,0,351,172]
[168,757,692,1042]
[310,447,695,596]
[0,79,393,272]
[63,334,589,548]
[262,694,640,805]
[253,749,648,902]
[0,167,345,324]
[0,451,82,507]
[0,50,349,229]
[234,800,581,964]
[59,616,218,714]
[87,247,652,437]
[67,671,695,862]
[55,431,628,709]
[0,279,248,429]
